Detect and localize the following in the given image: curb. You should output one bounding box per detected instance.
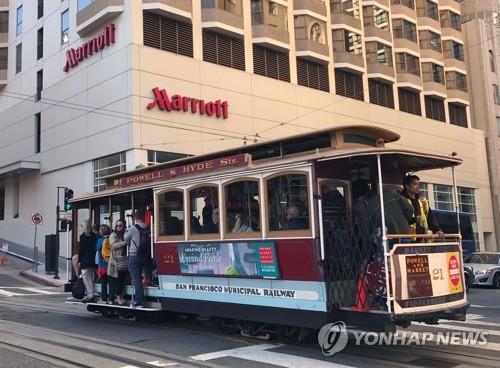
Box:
[19,267,66,287]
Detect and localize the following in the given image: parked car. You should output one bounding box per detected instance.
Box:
[464,252,500,288]
[463,265,474,292]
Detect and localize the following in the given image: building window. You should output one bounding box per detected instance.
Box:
[458,187,476,222]
[332,29,362,54]
[419,29,442,52]
[440,10,461,31]
[37,28,43,60]
[35,113,41,153]
[489,50,495,72]
[251,0,264,24]
[61,10,69,44]
[366,41,392,66]
[16,43,22,74]
[395,52,420,75]
[497,117,500,136]
[0,182,4,221]
[425,96,446,122]
[442,40,463,61]
[446,71,467,92]
[147,151,189,166]
[38,0,44,19]
[419,182,429,200]
[416,0,438,21]
[297,58,330,92]
[398,88,421,116]
[422,62,444,84]
[203,29,245,71]
[0,11,7,33]
[78,0,94,12]
[392,18,417,42]
[363,6,389,31]
[253,45,290,82]
[0,48,7,70]
[16,6,22,36]
[332,0,361,19]
[36,70,43,102]
[143,11,193,58]
[93,152,126,192]
[434,184,453,211]
[369,79,394,108]
[494,84,500,104]
[449,103,467,127]
[335,69,364,100]
[391,0,415,9]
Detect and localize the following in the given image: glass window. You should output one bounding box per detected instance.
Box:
[251,0,264,24]
[158,190,184,237]
[78,0,94,12]
[0,47,7,70]
[419,182,429,200]
[266,173,310,232]
[93,152,126,192]
[489,50,495,72]
[434,184,453,211]
[494,84,500,105]
[62,10,69,44]
[16,43,22,74]
[147,150,189,166]
[496,117,500,136]
[458,187,476,222]
[0,182,4,221]
[0,12,8,33]
[224,180,260,236]
[16,6,22,36]
[189,185,219,236]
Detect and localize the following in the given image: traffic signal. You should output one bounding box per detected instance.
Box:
[64,188,73,211]
[60,219,73,232]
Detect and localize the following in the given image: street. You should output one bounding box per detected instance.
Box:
[1,255,499,367]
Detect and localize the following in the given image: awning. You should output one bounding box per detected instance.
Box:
[0,160,41,180]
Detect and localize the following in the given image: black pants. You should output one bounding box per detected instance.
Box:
[108,271,127,302]
[100,274,108,302]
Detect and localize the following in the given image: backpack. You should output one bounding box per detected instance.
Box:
[101,236,111,263]
[72,277,85,300]
[134,224,151,255]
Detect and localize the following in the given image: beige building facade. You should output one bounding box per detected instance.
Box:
[0,0,496,251]
[460,0,500,250]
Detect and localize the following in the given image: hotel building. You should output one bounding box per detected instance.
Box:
[0,0,496,252]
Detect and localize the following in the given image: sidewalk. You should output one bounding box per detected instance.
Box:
[0,237,70,287]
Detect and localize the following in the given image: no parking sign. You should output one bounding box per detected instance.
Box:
[31,212,43,225]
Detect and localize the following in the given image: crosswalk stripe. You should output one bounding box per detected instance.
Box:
[191,344,354,367]
[0,289,24,297]
[20,287,60,295]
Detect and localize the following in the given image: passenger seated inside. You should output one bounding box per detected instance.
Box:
[231,213,254,233]
[165,216,182,235]
[202,208,220,234]
[286,205,308,230]
[322,185,346,218]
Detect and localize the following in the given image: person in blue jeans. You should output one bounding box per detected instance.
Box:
[124,209,149,308]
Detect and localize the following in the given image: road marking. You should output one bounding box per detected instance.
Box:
[0,289,23,297]
[147,362,178,367]
[191,344,354,367]
[21,287,61,295]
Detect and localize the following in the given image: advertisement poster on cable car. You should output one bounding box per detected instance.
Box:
[177,241,279,278]
[390,242,465,314]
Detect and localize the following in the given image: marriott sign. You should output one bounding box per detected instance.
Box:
[63,24,116,72]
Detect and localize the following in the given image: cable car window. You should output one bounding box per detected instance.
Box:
[266,173,310,232]
[158,190,184,237]
[224,179,260,236]
[189,185,219,236]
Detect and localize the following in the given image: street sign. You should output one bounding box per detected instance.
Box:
[31,212,43,225]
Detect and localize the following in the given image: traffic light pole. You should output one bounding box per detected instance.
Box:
[55,186,68,280]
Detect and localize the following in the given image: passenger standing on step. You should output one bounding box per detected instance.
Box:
[124,209,148,308]
[78,219,97,303]
[108,219,128,305]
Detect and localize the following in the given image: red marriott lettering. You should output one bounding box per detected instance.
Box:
[147,87,229,119]
[63,24,116,72]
